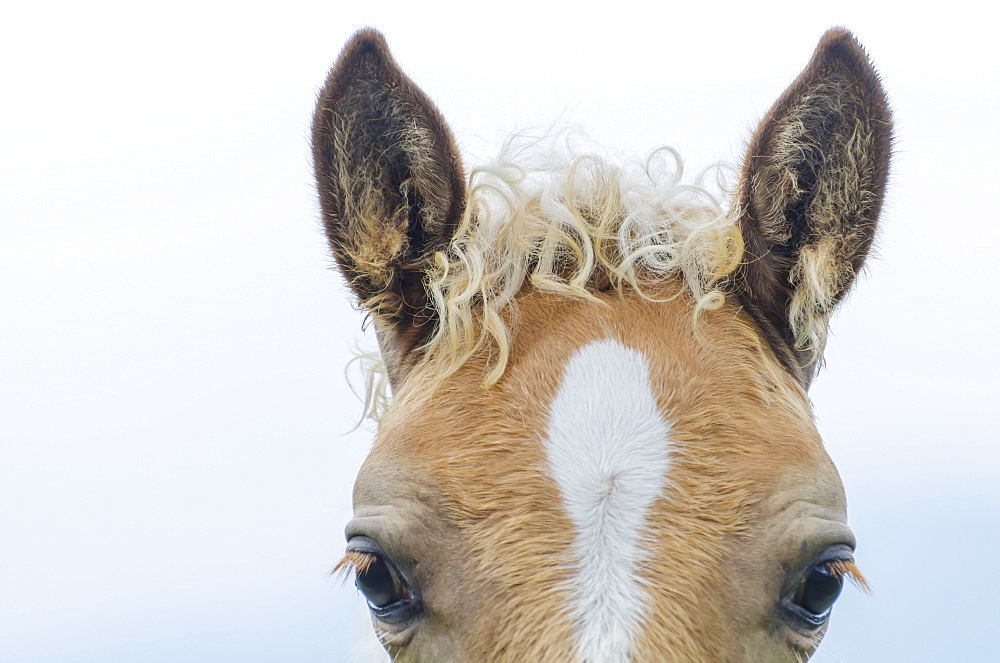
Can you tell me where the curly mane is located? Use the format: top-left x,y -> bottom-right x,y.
350,134 -> 747,419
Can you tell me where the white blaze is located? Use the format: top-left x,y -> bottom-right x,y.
544,339 -> 673,663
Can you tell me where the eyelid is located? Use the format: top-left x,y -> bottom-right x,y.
809,544 -> 868,589
345,534 -> 387,556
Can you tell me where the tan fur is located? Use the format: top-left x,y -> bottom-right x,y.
357,285 -> 841,661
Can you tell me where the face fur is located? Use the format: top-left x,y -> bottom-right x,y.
345,293 -> 860,661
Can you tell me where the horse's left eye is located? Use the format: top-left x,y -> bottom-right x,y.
790,563 -> 844,619
344,536 -> 422,623
356,553 -> 410,609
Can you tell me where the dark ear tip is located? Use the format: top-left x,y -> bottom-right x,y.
315,28 -> 404,129
818,26 -> 860,50
812,27 -> 891,121
342,27 -> 391,60
814,27 -> 879,79
334,28 -> 396,73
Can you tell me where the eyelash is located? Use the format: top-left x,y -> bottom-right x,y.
332,550 -> 377,583
823,558 -> 872,594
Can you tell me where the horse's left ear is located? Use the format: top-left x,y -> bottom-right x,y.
736,28 -> 892,387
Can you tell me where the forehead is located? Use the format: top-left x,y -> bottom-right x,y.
368,289 -> 824,474
354,291 -> 844,657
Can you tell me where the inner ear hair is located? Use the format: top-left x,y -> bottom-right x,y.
736,28 -> 892,386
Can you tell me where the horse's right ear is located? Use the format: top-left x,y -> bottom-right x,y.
312,29 -> 466,387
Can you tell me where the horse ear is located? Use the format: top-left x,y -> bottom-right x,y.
312,29 -> 466,386
735,28 -> 892,387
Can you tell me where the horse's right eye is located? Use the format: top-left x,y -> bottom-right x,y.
790,562 -> 844,619
782,544 -> 868,628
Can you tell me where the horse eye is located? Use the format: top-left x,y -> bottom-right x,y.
782,544 -> 862,628
356,554 -> 410,609
340,537 -> 421,622
791,562 -> 844,618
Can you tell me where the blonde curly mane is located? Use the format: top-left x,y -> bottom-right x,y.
354,133 -> 747,418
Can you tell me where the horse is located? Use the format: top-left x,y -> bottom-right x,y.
311,27 -> 891,662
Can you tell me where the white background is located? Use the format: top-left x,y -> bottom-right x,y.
3,1 -> 997,661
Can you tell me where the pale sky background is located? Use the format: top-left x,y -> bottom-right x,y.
2,1 -> 997,661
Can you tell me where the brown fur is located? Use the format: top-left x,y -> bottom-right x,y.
312,29 -> 466,386
736,28 -> 892,385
